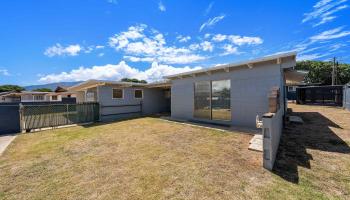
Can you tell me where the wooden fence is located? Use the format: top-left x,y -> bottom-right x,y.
20,102 -> 99,131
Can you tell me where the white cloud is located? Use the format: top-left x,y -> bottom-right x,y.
95,45 -> 105,49
176,35 -> 191,43
38,61 -> 201,83
44,44 -> 82,57
98,53 -> 105,57
199,14 -> 225,32
204,2 -> 214,15
158,1 -> 166,12
109,24 -> 207,64
200,41 -> 214,52
212,34 -> 263,46
188,41 -> 214,52
0,69 -> 10,76
221,44 -> 239,56
310,27 -> 350,41
302,0 -> 348,27
297,54 -> 323,61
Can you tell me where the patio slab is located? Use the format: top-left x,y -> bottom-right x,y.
249,134 -> 263,152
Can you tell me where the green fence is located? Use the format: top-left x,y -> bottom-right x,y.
20,103 -> 99,130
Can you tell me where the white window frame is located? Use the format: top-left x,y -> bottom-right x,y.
288,86 -> 296,92
112,88 -> 124,99
33,95 -> 45,101
51,95 -> 58,101
134,89 -> 143,99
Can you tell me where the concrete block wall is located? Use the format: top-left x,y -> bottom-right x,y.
262,108 -> 283,170
344,86 -> 350,111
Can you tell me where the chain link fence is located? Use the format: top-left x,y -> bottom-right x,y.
20,102 -> 99,131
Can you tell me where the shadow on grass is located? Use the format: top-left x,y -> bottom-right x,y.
273,110 -> 350,183
80,112 -> 171,128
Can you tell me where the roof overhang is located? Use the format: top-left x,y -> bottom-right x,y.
164,51 -> 297,80
68,80 -> 149,91
284,70 -> 308,86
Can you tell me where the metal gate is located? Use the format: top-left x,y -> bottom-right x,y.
296,85 -> 343,106
20,103 -> 99,130
0,104 -> 20,134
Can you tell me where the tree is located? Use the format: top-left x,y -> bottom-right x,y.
120,78 -> 147,84
296,60 -> 350,85
33,88 -> 52,92
0,85 -> 25,92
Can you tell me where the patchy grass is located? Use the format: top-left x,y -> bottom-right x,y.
261,104 -> 350,200
1,104 -> 350,200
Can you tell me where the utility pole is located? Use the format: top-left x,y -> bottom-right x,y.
332,57 -> 336,85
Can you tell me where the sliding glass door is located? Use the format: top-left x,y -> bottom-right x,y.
212,80 -> 231,121
194,81 -> 211,119
194,80 -> 231,121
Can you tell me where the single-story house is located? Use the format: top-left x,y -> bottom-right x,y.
164,52 -> 297,128
68,80 -> 171,121
69,52 -> 298,129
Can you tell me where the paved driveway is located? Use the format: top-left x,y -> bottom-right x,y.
0,134 -> 16,155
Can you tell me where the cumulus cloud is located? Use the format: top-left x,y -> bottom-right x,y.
109,24 -> 207,64
38,61 -> 201,83
158,1 -> 166,12
302,0 -> 348,27
221,44 -> 239,56
212,34 -> 263,46
199,15 -> 225,32
44,44 -> 82,57
189,41 -> 214,52
0,69 -> 10,76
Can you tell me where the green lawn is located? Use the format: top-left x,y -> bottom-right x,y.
0,104 -> 350,200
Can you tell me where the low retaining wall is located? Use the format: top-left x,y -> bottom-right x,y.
262,108 -> 283,170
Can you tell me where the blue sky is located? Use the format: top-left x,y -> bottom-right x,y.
0,0 -> 349,86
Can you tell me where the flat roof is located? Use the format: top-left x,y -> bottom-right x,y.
164,51 -> 297,79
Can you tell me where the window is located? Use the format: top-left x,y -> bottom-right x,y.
211,80 -> 231,121
86,92 -> 95,102
288,86 -> 296,92
194,81 -> 211,119
194,80 -> 231,121
34,95 -> 45,101
134,89 -> 143,99
112,88 -> 123,99
51,95 -> 58,101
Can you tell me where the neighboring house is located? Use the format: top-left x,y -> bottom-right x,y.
68,80 -> 171,121
0,86 -> 77,103
164,52 -> 297,128
0,91 -> 21,103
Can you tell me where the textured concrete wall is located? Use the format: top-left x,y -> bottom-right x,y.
344,86 -> 350,111
262,108 -> 283,170
171,60 -> 287,128
97,86 -> 169,121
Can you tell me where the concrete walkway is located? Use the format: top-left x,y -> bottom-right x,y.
0,134 -> 17,156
